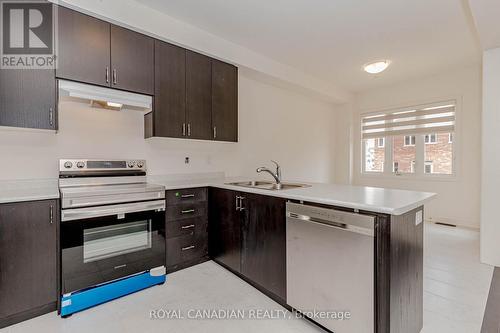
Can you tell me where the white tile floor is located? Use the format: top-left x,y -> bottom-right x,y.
421,223 -> 493,333
1,223 -> 493,333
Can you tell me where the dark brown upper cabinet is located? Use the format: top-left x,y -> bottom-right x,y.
0,69 -> 56,130
212,60 -> 238,142
186,51 -> 213,140
110,26 -> 154,95
0,200 -> 58,327
56,6 -> 154,95
56,6 -> 111,87
151,40 -> 186,138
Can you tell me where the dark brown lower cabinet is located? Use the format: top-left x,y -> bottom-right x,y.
240,193 -> 286,301
165,188 -> 209,272
0,200 -> 58,328
208,189 -> 286,301
208,188 -> 241,273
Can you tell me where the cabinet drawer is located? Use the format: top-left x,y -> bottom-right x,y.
166,202 -> 207,221
166,188 -> 207,205
166,229 -> 208,267
166,217 -> 207,239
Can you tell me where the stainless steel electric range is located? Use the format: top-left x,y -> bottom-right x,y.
58,159 -> 166,317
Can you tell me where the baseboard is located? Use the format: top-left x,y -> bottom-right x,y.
0,302 -> 56,329
426,218 -> 479,230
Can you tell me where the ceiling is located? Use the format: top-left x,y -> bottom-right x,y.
468,0 -> 500,50
135,0 -> 480,93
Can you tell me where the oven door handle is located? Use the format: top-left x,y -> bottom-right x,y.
61,200 -> 166,222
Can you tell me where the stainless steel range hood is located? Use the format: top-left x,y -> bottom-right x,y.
58,80 -> 152,112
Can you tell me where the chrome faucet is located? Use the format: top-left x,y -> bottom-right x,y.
256,160 -> 282,185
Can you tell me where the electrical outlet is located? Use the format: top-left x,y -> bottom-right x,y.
185,157 -> 190,164
415,210 -> 423,225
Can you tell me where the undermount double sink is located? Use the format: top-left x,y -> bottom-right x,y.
226,180 -> 310,191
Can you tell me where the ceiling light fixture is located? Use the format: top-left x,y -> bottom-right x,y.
106,101 -> 124,109
363,60 -> 391,74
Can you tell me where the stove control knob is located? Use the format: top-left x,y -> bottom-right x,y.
63,161 -> 73,169
76,161 -> 85,169
136,161 -> 144,168
127,161 -> 136,168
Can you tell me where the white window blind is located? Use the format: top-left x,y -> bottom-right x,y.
361,101 -> 456,139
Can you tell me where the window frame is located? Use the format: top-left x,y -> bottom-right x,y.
403,135 -> 416,146
424,133 -> 437,144
424,161 -> 433,174
359,97 -> 460,181
377,138 -> 385,148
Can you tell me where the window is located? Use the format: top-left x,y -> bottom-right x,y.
363,138 -> 385,172
361,100 -> 456,177
424,133 -> 437,144
424,161 -> 433,174
404,135 -> 416,146
393,162 -> 399,173
377,138 -> 385,148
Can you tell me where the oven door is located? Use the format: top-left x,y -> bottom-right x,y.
61,200 -> 166,294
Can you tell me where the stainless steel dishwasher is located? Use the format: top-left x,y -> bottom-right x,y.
286,202 -> 375,333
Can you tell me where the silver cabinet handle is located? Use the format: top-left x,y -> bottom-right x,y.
50,205 -> 54,224
181,245 -> 195,251
106,67 -> 109,83
114,264 -> 127,269
213,126 -> 217,139
181,224 -> 195,230
182,123 -> 186,136
235,196 -> 240,211
181,194 -> 195,198
239,197 -> 245,211
49,107 -> 54,127
187,123 -> 191,136
112,69 -> 117,85
181,209 -> 195,214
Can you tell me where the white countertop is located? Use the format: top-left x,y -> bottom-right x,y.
0,179 -> 60,204
148,175 -> 436,216
0,174 -> 436,215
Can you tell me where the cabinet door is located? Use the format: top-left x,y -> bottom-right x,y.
0,69 -> 56,130
186,51 -> 212,140
241,193 -> 286,300
208,188 -> 241,273
110,25 -> 154,95
0,200 -> 58,319
212,60 -> 238,142
56,6 -> 111,87
154,41 -> 186,138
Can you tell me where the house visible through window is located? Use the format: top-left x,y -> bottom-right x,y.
361,100 -> 456,176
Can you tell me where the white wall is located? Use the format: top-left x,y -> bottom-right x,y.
335,66 -> 482,228
0,71 -> 336,183
481,47 -> 500,266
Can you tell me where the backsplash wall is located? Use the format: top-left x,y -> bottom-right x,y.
0,72 -> 336,182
